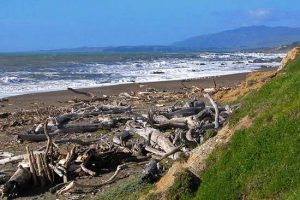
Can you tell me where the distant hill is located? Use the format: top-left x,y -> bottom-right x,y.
39,26 -> 300,53
40,45 -> 187,53
173,26 -> 300,51
261,41 -> 300,53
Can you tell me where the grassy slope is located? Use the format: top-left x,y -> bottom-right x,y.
194,58 -> 300,199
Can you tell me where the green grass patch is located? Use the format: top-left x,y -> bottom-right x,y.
165,170 -> 200,200
96,129 -> 110,135
193,58 -> 300,199
246,79 -> 257,86
96,178 -> 153,200
203,129 -> 217,143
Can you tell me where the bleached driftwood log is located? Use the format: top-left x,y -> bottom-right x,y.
204,93 -> 219,129
128,124 -> 180,160
0,151 -> 44,165
148,111 -> 187,129
148,110 -> 201,130
0,151 -> 14,158
161,106 -> 205,119
17,123 -> 109,142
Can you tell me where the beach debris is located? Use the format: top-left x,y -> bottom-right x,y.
0,112 -> 11,119
0,98 -> 8,103
2,166 -> 31,199
0,88 -> 233,198
67,87 -> 109,102
0,151 -> 14,158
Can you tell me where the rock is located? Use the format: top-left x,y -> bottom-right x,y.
0,98 -> 8,102
251,58 -> 266,63
152,71 -> 165,74
0,112 -> 11,119
278,47 -> 300,71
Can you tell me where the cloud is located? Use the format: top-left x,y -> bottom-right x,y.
212,8 -> 300,26
247,9 -> 272,19
245,9 -> 298,22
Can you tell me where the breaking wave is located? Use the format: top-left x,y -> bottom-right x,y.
0,52 -> 284,98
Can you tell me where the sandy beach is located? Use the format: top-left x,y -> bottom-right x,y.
0,65 -> 285,200
1,72 -> 248,113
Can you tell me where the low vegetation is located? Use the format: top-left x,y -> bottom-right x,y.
194,57 -> 300,199
97,177 -> 153,200
165,170 -> 200,200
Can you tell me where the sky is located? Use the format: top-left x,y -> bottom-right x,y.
0,0 -> 300,52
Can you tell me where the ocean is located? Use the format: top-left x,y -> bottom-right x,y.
0,52 -> 284,98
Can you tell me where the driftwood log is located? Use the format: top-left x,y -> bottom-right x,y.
2,166 -> 31,198
1,93 -> 232,198
17,123 -> 109,142
128,124 -> 181,160
0,151 -> 44,165
148,110 -> 201,130
161,106 -> 205,119
142,146 -> 181,182
204,93 -> 219,129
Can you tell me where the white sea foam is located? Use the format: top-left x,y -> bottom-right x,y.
0,52 -> 284,98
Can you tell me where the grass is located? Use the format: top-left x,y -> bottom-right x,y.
193,58 -> 300,199
246,79 -> 257,87
99,58 -> 300,200
96,177 -> 153,200
165,170 -> 200,200
95,129 -> 110,135
202,129 -> 217,143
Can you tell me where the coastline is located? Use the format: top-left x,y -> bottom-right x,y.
1,72 -> 249,113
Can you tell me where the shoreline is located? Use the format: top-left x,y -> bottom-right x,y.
0,70 -> 260,99
1,72 -> 250,113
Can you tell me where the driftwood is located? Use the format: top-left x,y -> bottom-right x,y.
1,91 -> 232,198
51,113 -> 117,128
68,87 -> 96,98
73,105 -> 131,115
26,146 -> 38,186
0,174 -> 9,184
17,123 -> 108,142
141,159 -> 159,182
63,146 -> 76,183
79,148 -> 96,177
0,151 -> 14,158
113,130 -> 132,145
56,162 -> 138,195
162,106 -> 205,119
142,146 -> 181,182
36,153 -> 46,187
2,166 -> 31,198
0,151 -> 44,165
145,146 -> 165,157
67,87 -> 109,102
148,111 -> 187,129
204,94 -> 219,129
148,110 -> 201,131
54,137 -> 105,146
128,124 -> 180,160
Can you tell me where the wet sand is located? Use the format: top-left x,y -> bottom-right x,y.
0,72 -> 248,113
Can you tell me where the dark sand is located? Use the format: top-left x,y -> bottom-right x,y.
0,72 -> 248,113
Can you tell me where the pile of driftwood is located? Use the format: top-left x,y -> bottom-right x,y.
0,90 -> 232,198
